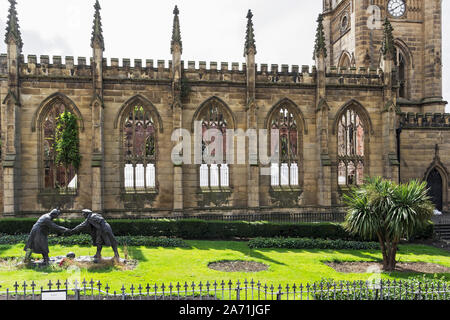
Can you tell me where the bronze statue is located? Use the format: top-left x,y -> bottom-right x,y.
24,209 -> 69,265
66,209 -> 120,261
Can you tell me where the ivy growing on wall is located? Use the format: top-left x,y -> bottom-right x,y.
55,111 -> 81,172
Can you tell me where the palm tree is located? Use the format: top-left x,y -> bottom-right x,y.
343,177 -> 434,271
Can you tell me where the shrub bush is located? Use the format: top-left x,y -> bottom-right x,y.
0,234 -> 189,248
312,276 -> 449,300
0,218 -> 433,241
248,238 -> 380,250
408,221 -> 435,240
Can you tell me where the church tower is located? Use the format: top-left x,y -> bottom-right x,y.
322,0 -> 445,113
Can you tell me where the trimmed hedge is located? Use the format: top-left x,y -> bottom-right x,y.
0,234 -> 189,248
409,222 -> 435,240
248,238 -> 380,250
0,219 -> 355,240
0,218 -> 434,241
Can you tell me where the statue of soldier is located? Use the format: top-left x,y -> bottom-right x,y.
24,209 -> 69,265
66,209 -> 120,261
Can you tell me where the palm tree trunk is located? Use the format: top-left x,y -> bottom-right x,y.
377,232 -> 389,270
388,241 -> 399,271
383,241 -> 399,271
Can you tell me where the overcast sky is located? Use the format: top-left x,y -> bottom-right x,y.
0,0 -> 448,111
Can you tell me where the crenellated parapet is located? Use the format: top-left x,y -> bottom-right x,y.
8,55 -> 92,78
326,66 -> 383,86
255,64 -> 315,85
0,54 -> 384,88
399,112 -> 450,129
103,58 -> 171,81
183,61 -> 246,82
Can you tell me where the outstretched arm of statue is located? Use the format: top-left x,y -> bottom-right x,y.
69,220 -> 89,235
46,219 -> 69,235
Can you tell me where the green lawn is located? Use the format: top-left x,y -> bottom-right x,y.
0,241 -> 449,293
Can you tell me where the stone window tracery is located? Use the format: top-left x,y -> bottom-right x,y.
42,102 -> 78,193
337,108 -> 365,187
394,47 -> 407,99
338,52 -> 352,68
270,105 -> 300,187
122,105 -> 157,192
198,100 -> 230,188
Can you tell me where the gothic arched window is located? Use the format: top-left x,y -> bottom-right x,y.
337,108 -> 365,187
338,52 -> 352,69
196,98 -> 232,188
394,41 -> 411,99
394,49 -> 407,98
42,102 -> 78,193
269,104 -> 301,187
122,104 -> 157,192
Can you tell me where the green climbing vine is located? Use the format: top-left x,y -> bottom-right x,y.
55,111 -> 81,172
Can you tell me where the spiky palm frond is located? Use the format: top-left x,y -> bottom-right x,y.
343,185 -> 380,240
344,177 -> 434,241
386,180 -> 434,239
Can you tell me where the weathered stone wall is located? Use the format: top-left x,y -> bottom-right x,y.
399,114 -> 450,212
324,0 -> 443,108
328,0 -> 354,67
18,78 -> 94,213
0,0 -> 445,217
0,55 -> 394,216
102,81 -> 174,213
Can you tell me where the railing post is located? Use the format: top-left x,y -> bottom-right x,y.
31,282 -> 35,300
121,285 -> 126,301
22,281 -> 27,300
276,290 -> 282,300
14,282 -> 19,300
74,280 -> 80,301
90,279 -> 94,300
74,288 -> 81,301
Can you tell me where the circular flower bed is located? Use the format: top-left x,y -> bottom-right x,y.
324,261 -> 450,274
208,260 -> 269,273
0,256 -> 138,271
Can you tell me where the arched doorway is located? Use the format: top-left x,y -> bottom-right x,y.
427,168 -> 443,211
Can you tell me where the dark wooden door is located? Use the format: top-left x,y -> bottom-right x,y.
427,168 -> 443,211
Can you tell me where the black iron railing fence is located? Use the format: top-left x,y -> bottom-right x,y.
116,212 -> 348,223
10,211 -> 449,225
114,213 -> 449,225
1,278 -> 449,301
432,215 -> 450,225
